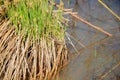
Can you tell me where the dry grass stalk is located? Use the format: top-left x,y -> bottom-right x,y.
0,0 -> 68,79
48,0 -> 112,37
98,0 -> 120,21
0,20 -> 68,80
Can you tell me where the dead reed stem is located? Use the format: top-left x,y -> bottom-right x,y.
98,0 -> 120,21
0,0 -> 69,80
0,19 -> 68,80
48,0 -> 112,37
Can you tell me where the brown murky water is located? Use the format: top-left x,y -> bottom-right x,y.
56,0 -> 120,80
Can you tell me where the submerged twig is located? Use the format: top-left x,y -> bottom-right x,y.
66,32 -> 86,48
65,32 -> 79,54
100,61 -> 120,79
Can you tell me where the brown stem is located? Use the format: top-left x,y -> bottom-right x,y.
48,0 -> 112,37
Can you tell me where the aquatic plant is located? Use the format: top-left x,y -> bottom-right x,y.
0,0 -> 68,80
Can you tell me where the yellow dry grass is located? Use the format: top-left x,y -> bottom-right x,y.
0,19 -> 68,80
0,0 -> 68,79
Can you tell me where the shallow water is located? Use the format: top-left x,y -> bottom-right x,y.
56,0 -> 120,80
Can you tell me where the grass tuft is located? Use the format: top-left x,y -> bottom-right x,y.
0,0 -> 68,80
7,0 -> 65,40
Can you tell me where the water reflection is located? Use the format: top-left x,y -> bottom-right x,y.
56,0 -> 120,80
